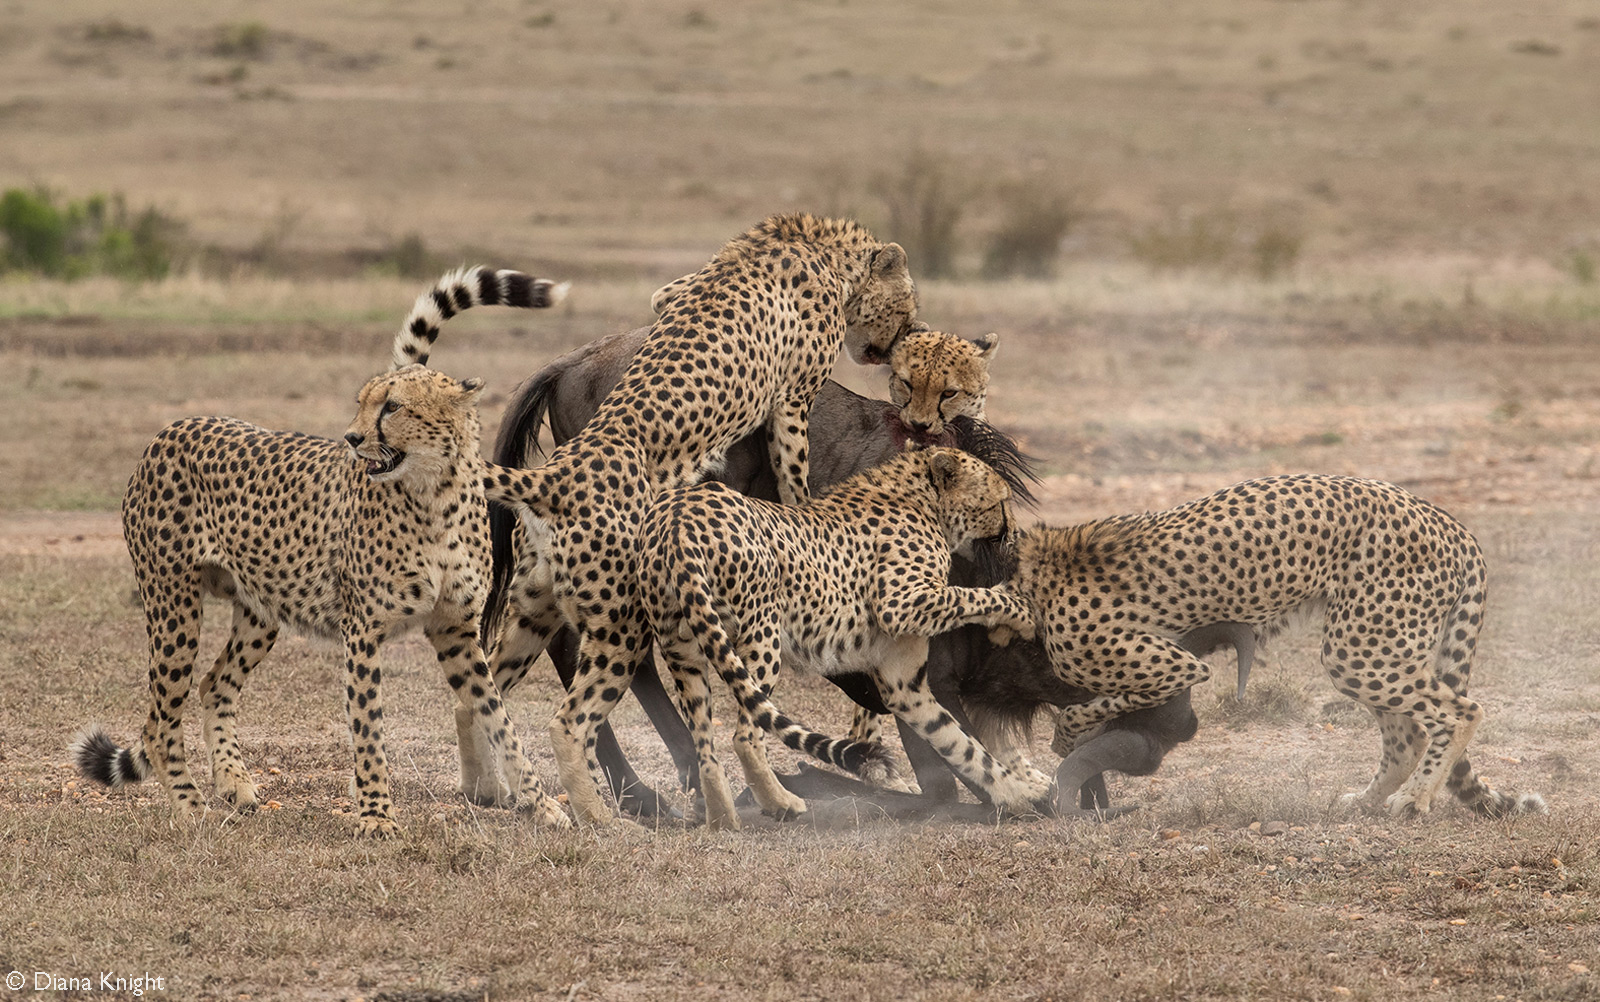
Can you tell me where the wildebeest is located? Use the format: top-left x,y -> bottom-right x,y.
466,326 -> 1252,820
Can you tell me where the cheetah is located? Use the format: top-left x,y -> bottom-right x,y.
635,447 -> 1043,829
72,266 -> 571,836
844,326 -> 1003,755
482,213 -> 919,826
1008,474 -> 1546,817
466,322 -> 1003,804
887,327 -> 998,441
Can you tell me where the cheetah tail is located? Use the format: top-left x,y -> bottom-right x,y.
724,662 -> 895,779
1446,756 -> 1548,816
675,560 -> 894,781
391,266 -> 569,370
69,725 -> 151,789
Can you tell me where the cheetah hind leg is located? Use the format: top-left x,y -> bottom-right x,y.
1383,682 -> 1483,816
662,654 -> 741,830
429,619 -> 569,829
454,701 -> 513,808
1341,709 -> 1429,813
197,601 -> 279,813
717,633 -> 805,821
549,624 -> 652,829
461,569 -> 563,808
138,569 -> 209,820
730,706 -> 807,822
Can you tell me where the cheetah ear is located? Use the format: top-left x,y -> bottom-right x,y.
458,376 -> 485,400
925,449 -> 961,494
971,332 -> 1000,361
871,242 -> 908,277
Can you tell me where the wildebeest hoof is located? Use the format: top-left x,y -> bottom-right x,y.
1053,800 -> 1141,822
617,786 -> 684,822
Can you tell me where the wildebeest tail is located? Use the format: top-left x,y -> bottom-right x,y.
70,726 -> 150,789
391,265 -> 568,370
481,365 -> 565,647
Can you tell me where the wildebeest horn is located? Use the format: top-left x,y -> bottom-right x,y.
1179,621 -> 1258,701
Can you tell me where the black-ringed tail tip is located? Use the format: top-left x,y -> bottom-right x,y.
392,266 -> 570,369
69,725 -> 150,789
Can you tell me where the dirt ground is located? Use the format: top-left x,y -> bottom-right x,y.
2,1 -> 1599,999
1,303 -> 1596,1002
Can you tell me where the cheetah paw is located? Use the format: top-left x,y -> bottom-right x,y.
519,795 -> 574,830
354,816 -> 402,839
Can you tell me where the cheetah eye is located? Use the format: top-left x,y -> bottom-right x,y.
382,400 -> 401,415
940,389 -> 958,400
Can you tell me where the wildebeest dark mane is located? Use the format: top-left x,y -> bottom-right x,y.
950,414 -> 1038,508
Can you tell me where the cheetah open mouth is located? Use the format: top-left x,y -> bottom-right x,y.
362,450 -> 405,478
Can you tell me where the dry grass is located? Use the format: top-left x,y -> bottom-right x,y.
3,1 -> 1599,999
2,316 -> 1596,997
4,1 -> 1600,275
1,533 -> 1594,1001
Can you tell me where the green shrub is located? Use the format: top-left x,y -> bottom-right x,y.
368,232 -> 437,280
1129,207 -> 1306,278
0,188 -> 69,274
1570,249 -> 1597,285
1251,222 -> 1303,279
211,22 -> 269,59
0,187 -> 184,281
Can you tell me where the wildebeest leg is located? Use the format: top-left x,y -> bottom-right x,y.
1056,691 -> 1197,817
546,627 -> 698,818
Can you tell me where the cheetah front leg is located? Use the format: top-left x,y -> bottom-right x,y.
1042,633 -> 1214,748
341,624 -> 398,838
765,396 -> 815,506
196,601 -> 279,813
428,616 -> 570,830
875,581 -> 1036,642
873,637 -> 1050,813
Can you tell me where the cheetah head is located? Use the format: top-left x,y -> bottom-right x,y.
889,329 -> 997,439
922,447 -> 1016,553
843,242 -> 919,366
344,365 -> 484,486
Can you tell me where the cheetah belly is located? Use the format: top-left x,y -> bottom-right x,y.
776,587 -> 898,679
